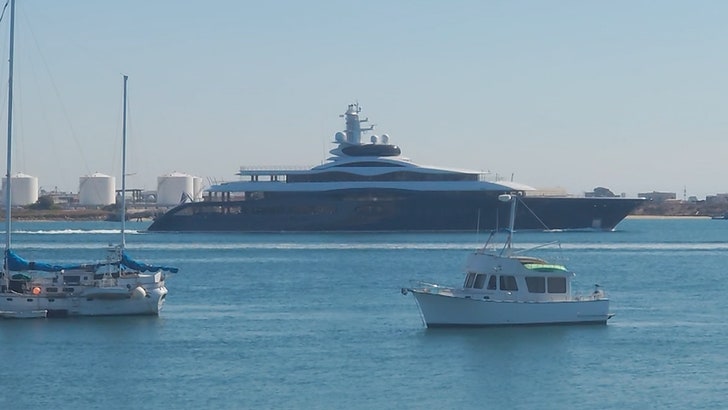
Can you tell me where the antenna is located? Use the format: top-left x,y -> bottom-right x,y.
498,194 -> 517,256
475,208 -> 481,245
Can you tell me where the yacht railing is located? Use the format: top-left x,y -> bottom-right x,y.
238,165 -> 314,173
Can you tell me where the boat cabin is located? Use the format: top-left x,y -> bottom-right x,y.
460,253 -> 573,302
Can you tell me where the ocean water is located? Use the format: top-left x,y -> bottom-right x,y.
1,217 -> 728,409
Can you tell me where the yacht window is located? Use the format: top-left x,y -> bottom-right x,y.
547,277 -> 567,293
525,277 -> 546,293
464,273 -> 476,288
474,274 -> 487,289
499,275 -> 518,291
332,162 -> 404,167
487,275 -> 497,290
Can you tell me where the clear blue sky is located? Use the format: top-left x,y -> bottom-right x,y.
1,0 -> 726,198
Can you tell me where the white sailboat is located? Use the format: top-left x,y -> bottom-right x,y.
0,0 -> 176,318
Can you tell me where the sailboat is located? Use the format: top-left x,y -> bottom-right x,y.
0,0 -> 176,318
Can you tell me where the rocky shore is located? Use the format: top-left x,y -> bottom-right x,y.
630,200 -> 728,218
3,208 -> 159,221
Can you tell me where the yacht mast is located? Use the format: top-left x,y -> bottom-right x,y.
3,0 -> 16,284
121,75 -> 128,248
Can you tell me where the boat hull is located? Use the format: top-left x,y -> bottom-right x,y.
0,309 -> 47,319
148,190 -> 644,232
410,290 -> 611,327
0,285 -> 167,317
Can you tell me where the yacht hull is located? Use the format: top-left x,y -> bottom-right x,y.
148,190 -> 644,232
410,290 -> 611,327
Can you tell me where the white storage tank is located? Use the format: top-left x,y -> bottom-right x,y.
79,172 -> 115,206
157,172 -> 195,205
1,172 -> 39,206
193,176 -> 204,201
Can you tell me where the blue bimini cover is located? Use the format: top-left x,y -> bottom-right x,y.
121,252 -> 179,273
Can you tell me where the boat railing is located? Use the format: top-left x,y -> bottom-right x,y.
93,277 -> 118,288
574,288 -> 607,301
512,241 -> 562,255
407,280 -> 455,294
238,165 -> 314,173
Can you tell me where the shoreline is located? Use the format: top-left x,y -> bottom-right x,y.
625,215 -> 712,220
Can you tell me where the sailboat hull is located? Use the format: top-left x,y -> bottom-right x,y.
1,284 -> 167,317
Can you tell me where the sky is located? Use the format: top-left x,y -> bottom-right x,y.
1,0 -> 727,199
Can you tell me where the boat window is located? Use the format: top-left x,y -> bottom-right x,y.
474,274 -> 487,289
499,275 -> 518,291
525,277 -> 546,293
547,277 -> 567,293
487,275 -> 497,290
464,273 -> 476,288
63,276 -> 80,285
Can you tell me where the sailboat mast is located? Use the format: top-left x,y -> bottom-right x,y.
121,75 -> 128,248
4,0 -> 16,274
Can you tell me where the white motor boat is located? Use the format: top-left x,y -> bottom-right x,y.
402,194 -> 613,327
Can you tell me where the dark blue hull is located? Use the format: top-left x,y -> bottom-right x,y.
147,190 -> 645,232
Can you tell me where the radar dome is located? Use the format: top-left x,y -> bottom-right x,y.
381,134 -> 390,144
335,132 -> 346,143
370,135 -> 379,144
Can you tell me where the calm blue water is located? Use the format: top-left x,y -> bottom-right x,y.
2,218 -> 728,409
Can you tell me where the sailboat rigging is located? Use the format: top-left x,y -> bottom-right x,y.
0,0 -> 176,318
